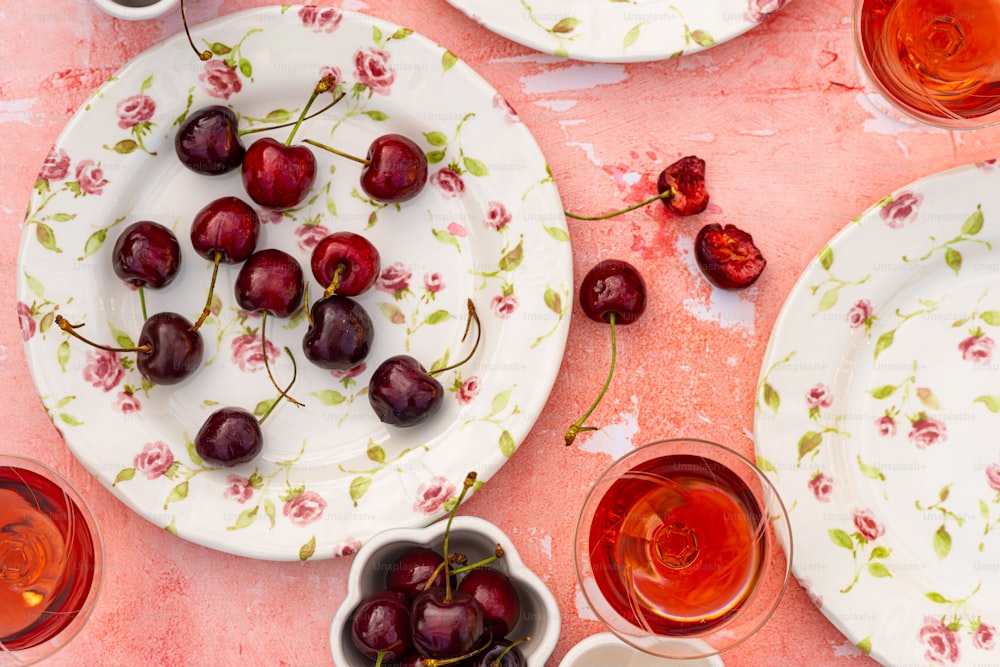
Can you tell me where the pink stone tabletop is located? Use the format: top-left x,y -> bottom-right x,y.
4,1 -> 1000,666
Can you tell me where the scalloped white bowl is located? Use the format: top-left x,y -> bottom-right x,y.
559,633 -> 726,667
90,0 -> 178,20
330,516 -> 560,666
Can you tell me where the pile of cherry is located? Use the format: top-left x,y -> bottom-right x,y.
56,75 -> 461,468
350,473 -> 531,667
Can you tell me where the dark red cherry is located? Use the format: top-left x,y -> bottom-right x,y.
456,568 -> 520,638
350,589 -> 412,662
410,587 -> 485,659
302,295 -> 374,370
194,407 -> 262,466
385,547 -> 448,602
310,231 -> 381,297
175,105 -> 245,175
471,638 -> 526,667
112,220 -> 181,289
234,248 -> 305,318
241,137 -> 316,211
579,259 -> 647,324
136,311 -> 204,385
361,134 -> 429,204
368,355 -> 443,427
657,155 -> 709,216
190,196 -> 260,263
694,223 -> 767,289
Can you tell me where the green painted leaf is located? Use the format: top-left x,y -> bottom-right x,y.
974,395 -> 1000,412
263,109 -> 292,123
945,247 -> 962,275
187,438 -> 203,467
857,456 -> 885,482
829,528 -> 853,549
818,245 -> 834,270
551,17 -> 581,34
981,311 -> 1000,326
933,525 -> 952,559
254,399 -> 276,417
35,223 -> 59,252
817,288 -> 839,312
962,206 -> 984,235
163,481 -> 189,508
227,506 -> 259,531
980,499 -> 990,521
544,225 -> 570,242
426,149 -> 446,164
25,272 -> 44,298
798,431 -> 823,460
424,309 -> 451,325
264,499 -> 276,528
917,387 -> 942,410
350,476 -> 371,507
311,390 -> 346,406
164,519 -> 177,535
58,413 -> 82,426
874,330 -> 895,359
756,456 -> 777,475
367,444 -> 386,463
209,42 -> 231,55
363,110 -> 389,122
857,636 -> 872,655
867,562 -> 891,578
239,58 -> 252,78
491,388 -> 512,415
442,50 -> 458,72
926,591 -> 949,604
372,26 -> 383,45
499,430 -> 515,457
544,288 -> 563,314
57,341 -> 70,372
690,29 -> 716,47
499,240 -> 524,272
623,24 -> 641,49
433,228 -> 461,252
870,546 -> 891,559
109,139 -> 138,155
113,467 -> 136,485
140,74 -> 154,92
463,156 -> 489,177
80,229 -> 107,260
391,28 -> 413,40
870,384 -> 897,399
299,535 -> 316,561
763,383 -> 780,413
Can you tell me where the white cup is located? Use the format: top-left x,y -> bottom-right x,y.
91,0 -> 179,20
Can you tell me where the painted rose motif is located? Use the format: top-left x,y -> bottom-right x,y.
847,299 -> 873,329
875,414 -> 897,437
492,93 -> 519,124
134,441 -> 174,480
115,391 -> 141,414
806,383 -> 834,409
83,349 -> 124,392
258,208 -> 284,225
747,0 -> 789,22
986,463 -> 1000,493
231,334 -> 281,372
424,272 -> 444,296
880,191 -> 923,229
377,262 -> 412,296
354,47 -> 395,95
116,94 -> 156,129
224,475 -> 254,504
920,616 -> 960,665
959,334 -> 995,364
319,65 -> 342,89
331,362 -> 366,380
74,160 -> 107,196
808,472 -> 833,502
332,538 -> 362,557
283,490 -> 327,527
414,476 -> 455,514
17,302 -> 35,341
908,416 -> 947,449
491,294 -> 519,318
295,223 -> 329,252
299,5 -> 343,32
39,147 -> 70,181
200,59 -> 243,100
853,508 -> 885,542
447,221 -> 467,238
484,201 -> 512,231
974,623 -> 997,651
431,168 -> 466,199
456,377 -> 481,405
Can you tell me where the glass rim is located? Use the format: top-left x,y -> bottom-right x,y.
572,438 -> 793,659
0,454 -> 105,665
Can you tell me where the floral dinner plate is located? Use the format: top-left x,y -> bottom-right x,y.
754,161 -> 1000,665
445,0 -> 792,62
17,6 -> 572,561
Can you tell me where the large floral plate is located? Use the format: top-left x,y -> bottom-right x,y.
445,0 -> 791,62
754,161 -> 1000,665
17,6 -> 572,561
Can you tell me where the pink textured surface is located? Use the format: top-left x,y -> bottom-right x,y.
4,1 -> 1000,665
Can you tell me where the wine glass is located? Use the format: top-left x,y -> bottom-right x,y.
574,438 -> 791,659
0,455 -> 104,665
852,0 -> 1000,129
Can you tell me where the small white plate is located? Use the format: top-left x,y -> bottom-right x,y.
445,0 -> 792,62
560,633 -> 724,667
755,160 -> 1000,665
17,6 -> 571,561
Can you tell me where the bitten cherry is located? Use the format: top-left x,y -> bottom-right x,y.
694,223 -> 767,289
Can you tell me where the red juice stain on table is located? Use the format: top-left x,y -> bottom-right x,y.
589,454 -> 765,634
0,465 -> 97,650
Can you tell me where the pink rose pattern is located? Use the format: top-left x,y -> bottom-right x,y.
200,59 -> 243,99
431,168 -> 466,199
39,147 -> 70,181
283,491 -> 327,527
853,508 -> 885,542
920,617 -> 960,665
805,383 -> 833,410
116,94 -> 155,129
746,0 -> 789,22
908,416 -> 947,449
484,201 -> 512,231
134,441 -> 174,480
880,191 -> 923,229
231,334 -> 281,373
988,463 -> 1000,493
83,349 -> 124,392
332,538 -> 362,558
491,293 -> 519,318
413,476 -> 455,515
299,5 -> 343,32
354,47 -> 395,95
455,377 -> 481,405
875,414 -> 897,437
377,262 -> 412,296
959,335 -> 995,364
846,299 -> 873,329
224,475 -> 255,504
295,223 -> 330,252
115,391 -> 141,414
807,472 -> 833,503
975,623 -> 997,651
75,160 -> 107,195
17,302 -> 35,341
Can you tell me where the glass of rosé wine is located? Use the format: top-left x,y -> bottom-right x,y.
1,455 -> 104,665
574,438 -> 792,659
853,0 -> 1000,129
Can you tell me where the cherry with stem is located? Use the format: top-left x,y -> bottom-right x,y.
303,132 -> 429,204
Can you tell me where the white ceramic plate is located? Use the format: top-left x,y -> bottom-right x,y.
445,0 -> 792,62
17,6 -> 572,561
754,160 -> 1000,665
559,633 -> 724,667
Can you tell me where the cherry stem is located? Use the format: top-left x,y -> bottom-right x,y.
180,0 -> 213,61
565,312 -> 617,446
373,651 -> 385,667
301,138 -> 369,166
261,312 -> 305,407
285,76 -> 337,147
55,316 -> 152,354
239,92 -> 346,137
564,190 -> 673,221
442,472 -> 477,603
448,544 -> 505,576
322,264 -> 346,299
138,285 -> 148,321
190,251 -> 221,332
494,637 -> 531,667
259,347 -> 299,425
422,630 -> 494,667
429,300 -> 481,377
